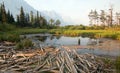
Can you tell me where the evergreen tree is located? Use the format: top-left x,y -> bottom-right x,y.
17,15 -> 20,25
55,19 -> 61,26
10,14 -> 15,23
0,4 -> 14,24
39,15 -> 43,27
36,11 -> 40,27
7,10 -> 11,23
49,18 -> 54,25
39,16 -> 48,28
42,17 -> 48,28
20,6 -> 25,27
43,18 -> 47,25
1,3 -> 7,23
25,13 -> 30,26
36,11 -> 39,21
34,11 -> 40,27
0,5 -> 2,22
30,11 -> 34,25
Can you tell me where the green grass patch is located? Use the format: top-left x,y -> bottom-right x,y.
1,24 -> 120,42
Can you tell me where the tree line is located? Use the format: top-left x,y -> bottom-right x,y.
88,6 -> 120,27
0,3 -> 61,29
0,3 -> 15,24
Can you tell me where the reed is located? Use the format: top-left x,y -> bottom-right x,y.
116,57 -> 120,73
16,39 -> 33,49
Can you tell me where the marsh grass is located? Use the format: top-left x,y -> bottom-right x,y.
0,26 -> 49,42
1,24 -> 120,42
16,39 -> 33,50
115,57 -> 120,73
55,29 -> 120,40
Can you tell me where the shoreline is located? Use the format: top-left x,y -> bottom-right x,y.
0,37 -> 120,57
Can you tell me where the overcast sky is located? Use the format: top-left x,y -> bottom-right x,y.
24,0 -> 120,25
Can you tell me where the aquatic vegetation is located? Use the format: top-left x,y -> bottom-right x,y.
115,57 -> 120,73
0,27 -> 49,42
1,25 -> 120,43
16,39 -> 33,49
0,34 -> 20,42
58,29 -> 120,40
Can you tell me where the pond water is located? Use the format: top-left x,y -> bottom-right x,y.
44,36 -> 91,46
23,34 -> 120,57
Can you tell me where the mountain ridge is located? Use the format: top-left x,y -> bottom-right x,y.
0,0 -> 67,25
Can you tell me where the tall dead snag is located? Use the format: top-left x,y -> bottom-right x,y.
108,5 -> 113,27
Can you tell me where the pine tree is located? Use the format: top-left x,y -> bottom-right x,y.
39,16 -> 48,28
10,14 -> 15,23
1,3 -> 7,23
25,13 -> 30,26
30,11 -> 34,25
36,11 -> 39,21
42,17 -> 48,28
55,19 -> 61,26
0,5 -> 2,22
49,19 -> 54,25
20,6 -> 25,27
17,15 -> 20,25
39,14 -> 43,27
36,11 -> 40,26
34,11 -> 40,27
7,10 -> 11,23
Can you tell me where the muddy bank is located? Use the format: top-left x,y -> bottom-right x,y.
0,37 -> 120,57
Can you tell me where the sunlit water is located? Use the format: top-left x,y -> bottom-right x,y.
23,34 -> 120,57
44,36 -> 90,46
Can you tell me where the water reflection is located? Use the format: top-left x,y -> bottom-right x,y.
77,48 -> 120,57
50,36 -> 54,40
78,38 -> 80,45
38,36 -> 47,42
56,35 -> 61,40
24,34 -> 120,56
50,36 -> 89,46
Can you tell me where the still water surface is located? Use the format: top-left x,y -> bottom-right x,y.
24,34 -> 120,57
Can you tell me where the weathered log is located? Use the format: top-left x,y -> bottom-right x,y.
0,46 -> 115,73
34,56 -> 48,71
0,59 -> 6,63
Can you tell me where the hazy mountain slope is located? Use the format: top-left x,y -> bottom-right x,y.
0,0 -> 37,17
42,11 -> 67,25
0,0 -> 68,25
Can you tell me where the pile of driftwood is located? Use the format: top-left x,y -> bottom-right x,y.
0,46 -> 114,73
